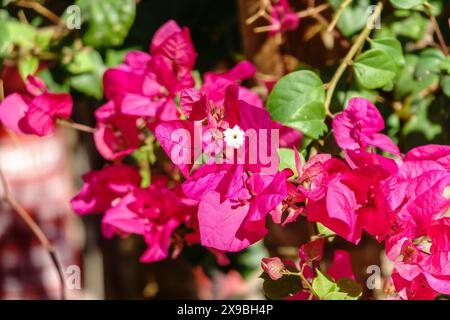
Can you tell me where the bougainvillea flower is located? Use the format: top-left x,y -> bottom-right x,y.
156,85 -> 280,177
306,176 -> 362,244
71,164 -> 141,215
341,150 -> 398,241
332,98 -> 400,156
389,234 -> 450,299
0,75 -> 72,136
269,0 -> 300,36
200,60 -> 263,108
102,179 -> 197,263
93,100 -> 142,160
278,125 -> 303,148
385,153 -> 450,299
184,165 -> 291,251
301,149 -> 400,243
149,19 -> 196,79
395,144 -> 450,195
328,250 -> 356,281
299,238 -> 325,262
391,270 -> 438,300
102,20 -> 196,127
296,154 -> 362,243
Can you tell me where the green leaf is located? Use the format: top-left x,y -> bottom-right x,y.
441,76 -> 450,98
0,22 -> 11,57
75,0 -> 136,47
67,50 -> 97,74
391,12 -> 427,40
267,70 -> 326,139
337,278 -> 363,300
354,49 -> 397,89
35,28 -> 54,50
323,291 -> 348,300
5,21 -> 37,50
18,56 -> 39,80
336,89 -> 378,107
105,48 -> 135,67
415,48 -> 445,79
370,37 -> 405,67
285,101 -> 327,139
67,48 -> 105,99
312,270 -> 338,299
440,56 -> 450,74
393,54 -> 419,99
70,73 -> 103,99
317,223 -> 336,239
37,69 -> 70,93
390,0 -> 424,9
328,0 -> 370,37
261,272 -> 302,300
278,148 -> 304,178
426,0 -> 444,16
403,96 -> 442,142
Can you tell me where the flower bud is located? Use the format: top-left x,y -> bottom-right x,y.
261,257 -> 285,280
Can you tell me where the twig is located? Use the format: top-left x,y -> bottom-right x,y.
297,3 -> 329,18
246,0 -> 273,25
312,13 -> 351,48
0,169 -> 66,299
15,0 -> 63,25
327,0 -> 352,32
282,269 -> 318,299
0,79 -> 4,101
424,1 -> 449,56
324,1 -> 383,116
56,118 -> 96,134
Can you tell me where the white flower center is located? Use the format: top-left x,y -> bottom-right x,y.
224,125 -> 245,149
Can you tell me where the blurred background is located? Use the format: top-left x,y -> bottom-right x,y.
0,0 -> 448,299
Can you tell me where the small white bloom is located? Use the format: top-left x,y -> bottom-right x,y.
223,125 -> 245,149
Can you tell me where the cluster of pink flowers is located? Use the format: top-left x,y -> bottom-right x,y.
0,75 -> 72,136
1,19 -> 449,299
263,98 -> 450,299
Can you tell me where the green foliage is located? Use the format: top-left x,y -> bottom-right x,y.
75,0 -> 136,47
278,148 -> 304,178
312,270 -> 362,300
65,48 -> 106,99
261,270 -> 302,300
312,270 -> 337,298
267,70 -> 327,139
18,56 -> 39,79
389,0 -> 424,9
354,49 -> 397,89
328,0 -> 370,37
369,37 -> 405,67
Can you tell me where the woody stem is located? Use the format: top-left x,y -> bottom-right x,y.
56,118 -> 96,134
0,169 -> 66,299
324,1 -> 383,116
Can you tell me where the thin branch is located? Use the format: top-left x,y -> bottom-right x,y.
297,3 -> 329,18
282,269 -> 318,299
0,79 -> 4,101
246,0 -> 273,25
0,169 -> 66,299
327,0 -> 352,32
312,13 -> 351,48
324,1 -> 383,116
56,118 -> 96,134
424,1 -> 449,56
15,0 -> 63,25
